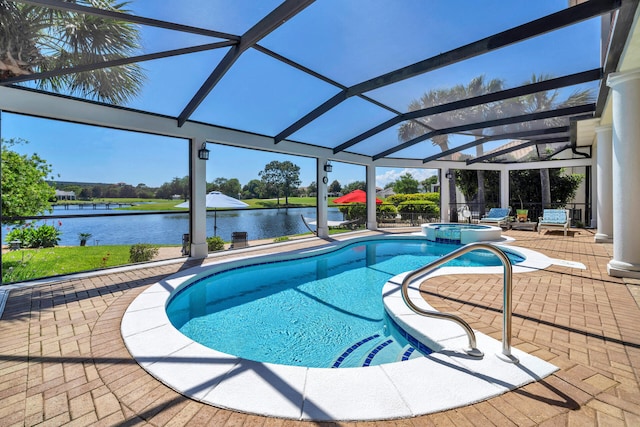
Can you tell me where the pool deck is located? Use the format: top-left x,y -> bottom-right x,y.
1,227 -> 639,426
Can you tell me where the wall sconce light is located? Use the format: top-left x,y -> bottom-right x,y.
323,161 -> 333,172
198,142 -> 210,160
445,170 -> 453,180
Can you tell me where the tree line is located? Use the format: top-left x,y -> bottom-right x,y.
158,160 -> 305,204
2,136 -> 582,224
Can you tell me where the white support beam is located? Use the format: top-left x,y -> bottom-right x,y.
316,158 -> 329,238
500,167 -> 510,210
189,138 -> 209,258
439,169 -> 450,222
594,125 -> 613,243
366,165 -> 377,230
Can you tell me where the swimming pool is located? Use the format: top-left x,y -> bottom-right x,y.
166,238 -> 524,368
122,233 -> 559,421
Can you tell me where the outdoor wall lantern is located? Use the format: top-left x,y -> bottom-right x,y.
445,170 -> 453,180
323,161 -> 333,172
198,142 -> 210,160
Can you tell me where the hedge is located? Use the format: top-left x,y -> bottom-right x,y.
386,192 -> 440,206
397,200 -> 439,220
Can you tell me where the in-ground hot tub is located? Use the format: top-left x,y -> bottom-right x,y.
421,223 -> 503,244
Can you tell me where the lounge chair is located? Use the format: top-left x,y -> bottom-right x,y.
230,231 -> 248,249
538,209 -> 571,236
479,207 -> 511,228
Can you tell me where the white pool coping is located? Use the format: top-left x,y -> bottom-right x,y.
121,239 -> 579,421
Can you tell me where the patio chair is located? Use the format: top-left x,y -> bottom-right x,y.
478,207 -> 511,228
230,231 -> 248,249
181,233 -> 190,256
458,205 -> 472,223
538,209 -> 571,236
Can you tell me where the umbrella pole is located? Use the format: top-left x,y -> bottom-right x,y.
214,210 -> 217,236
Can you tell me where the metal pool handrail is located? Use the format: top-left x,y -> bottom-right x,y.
400,242 -> 518,363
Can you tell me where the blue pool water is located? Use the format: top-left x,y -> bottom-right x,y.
166,238 -> 524,368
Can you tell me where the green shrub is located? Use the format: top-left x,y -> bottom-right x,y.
5,223 -> 61,248
386,192 -> 440,206
338,203 -> 366,220
78,232 -> 92,246
274,236 -> 290,242
5,227 -> 29,247
422,192 -> 440,203
397,200 -> 439,220
385,194 -> 406,206
206,236 -> 225,252
376,203 -> 397,220
129,243 -> 159,263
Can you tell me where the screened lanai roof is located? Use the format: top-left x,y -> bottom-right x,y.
2,0 -> 638,166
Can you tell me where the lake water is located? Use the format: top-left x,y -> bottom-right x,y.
2,207 -> 346,246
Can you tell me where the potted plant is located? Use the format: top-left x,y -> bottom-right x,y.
516,209 -> 528,222
515,195 -> 528,222
79,232 -> 92,246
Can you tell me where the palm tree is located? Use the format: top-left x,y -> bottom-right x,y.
507,74 -> 594,209
398,76 -> 504,220
0,0 -> 144,104
453,76 -> 505,216
398,89 -> 460,221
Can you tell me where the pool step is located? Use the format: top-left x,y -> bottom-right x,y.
361,338 -> 395,367
331,334 -> 381,368
400,345 -> 420,362
332,335 -> 421,368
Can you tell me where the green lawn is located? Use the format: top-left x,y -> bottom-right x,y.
1,245 -> 162,283
54,197 -> 341,211
168,196 -> 323,210
1,207 -> 362,283
123,200 -> 188,210
246,196 -> 318,208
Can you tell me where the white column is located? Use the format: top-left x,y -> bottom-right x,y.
439,170 -> 450,222
366,164 -> 377,230
606,69 -> 640,278
590,158 -> 598,228
594,125 -> 613,243
189,138 -> 208,258
500,166 -> 510,210
316,158 -> 329,238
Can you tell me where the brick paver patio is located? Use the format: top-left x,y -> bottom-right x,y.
1,228 -> 639,426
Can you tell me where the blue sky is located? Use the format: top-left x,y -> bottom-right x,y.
1,1 -> 599,190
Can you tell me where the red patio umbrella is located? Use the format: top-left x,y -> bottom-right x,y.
332,189 -> 382,204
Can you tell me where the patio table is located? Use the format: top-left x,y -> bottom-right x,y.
510,221 -> 538,231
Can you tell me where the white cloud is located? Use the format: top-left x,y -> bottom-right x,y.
376,168 -> 437,188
